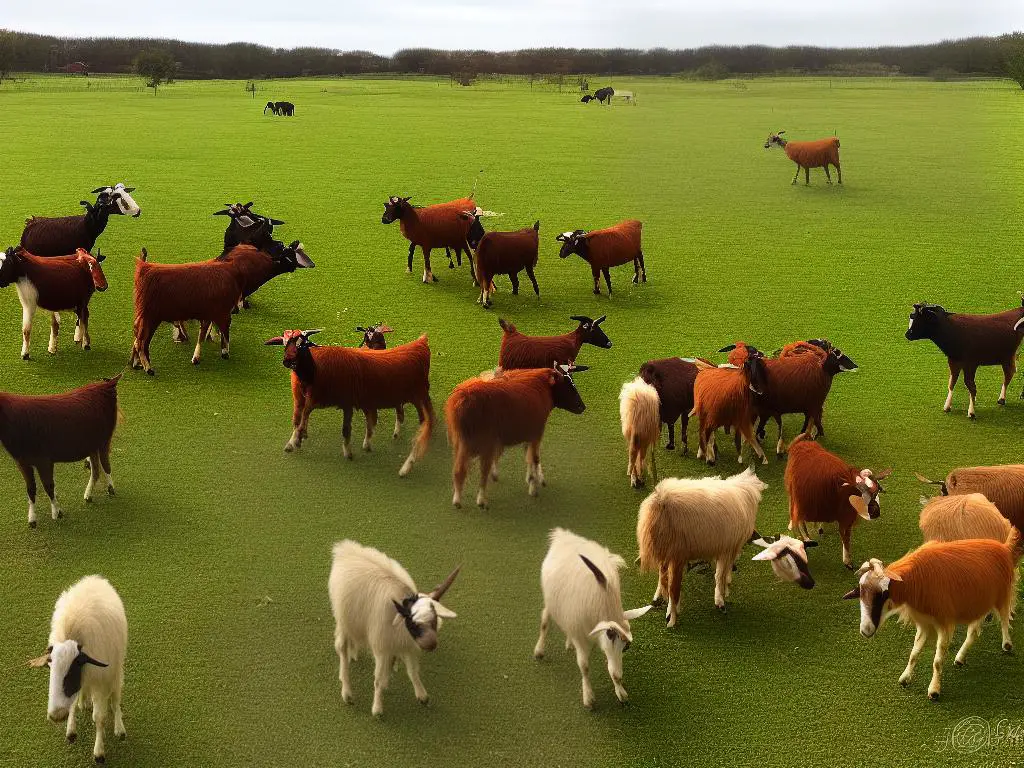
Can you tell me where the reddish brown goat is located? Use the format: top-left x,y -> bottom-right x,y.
0,375 -> 120,527
0,246 -> 108,360
638,357 -> 707,454
916,464 -> 1024,534
475,221 -> 540,308
497,316 -> 612,370
445,365 -> 586,508
764,133 -> 841,185
130,248 -> 245,374
557,220 -> 646,295
785,434 -> 891,568
265,329 -> 433,476
382,196 -> 479,284
691,357 -> 767,465
906,300 -> 1024,418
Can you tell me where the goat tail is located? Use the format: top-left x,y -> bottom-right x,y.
914,472 -> 949,495
788,432 -> 813,450
139,247 -> 149,263
413,397 -> 434,461
635,490 -> 662,572
498,317 -> 514,334
1007,526 -> 1023,563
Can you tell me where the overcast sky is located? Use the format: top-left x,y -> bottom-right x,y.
6,0 -> 1022,54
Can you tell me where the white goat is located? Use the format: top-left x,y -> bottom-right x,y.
750,534 -> 816,589
619,377 -> 660,488
533,528 -> 652,709
28,575 -> 127,764
328,540 -> 459,716
636,467 -> 767,624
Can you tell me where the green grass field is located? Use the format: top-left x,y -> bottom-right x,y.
1,75 -> 1023,767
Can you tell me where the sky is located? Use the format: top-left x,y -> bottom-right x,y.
5,0 -> 1022,54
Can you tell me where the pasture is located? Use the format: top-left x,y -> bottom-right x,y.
1,75 -> 1023,767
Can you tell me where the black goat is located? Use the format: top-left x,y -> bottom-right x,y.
213,202 -> 284,255
21,185 -> 141,256
265,101 -> 295,116
594,87 -> 615,105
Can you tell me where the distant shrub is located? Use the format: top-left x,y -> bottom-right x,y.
930,66 -> 960,81
688,61 -> 729,81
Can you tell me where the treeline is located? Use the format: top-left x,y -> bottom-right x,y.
1,29 -> 1023,80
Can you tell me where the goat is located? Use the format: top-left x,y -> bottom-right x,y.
718,341 -> 760,368
497,315 -> 611,370
638,358 -> 703,455
474,221 -> 540,308
264,101 -> 295,116
750,534 -> 816,589
747,339 -> 857,455
533,528 -> 652,708
445,364 -> 586,508
619,377 -> 660,488
915,464 -> 1024,533
328,540 -> 459,716
265,329 -> 433,476
28,575 -> 128,762
0,376 -> 119,527
905,299 -> 1024,418
21,184 -> 140,256
844,530 -> 1021,700
130,249 -> 245,373
785,433 -> 891,567
580,94 -> 594,104
0,247 -> 108,360
636,467 -> 768,624
764,132 -> 841,185
382,196 -> 481,283
557,220 -> 646,295
593,87 -> 615,104
691,356 -> 768,465
919,493 -> 1012,543
355,323 -> 405,439
212,202 -> 284,255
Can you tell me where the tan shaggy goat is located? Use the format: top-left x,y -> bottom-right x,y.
845,531 -> 1021,700
916,464 -> 1024,533
764,132 -> 842,185
919,493 -> 1012,543
636,467 -> 767,625
619,377 -> 660,488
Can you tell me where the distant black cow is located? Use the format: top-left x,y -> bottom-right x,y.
594,87 -> 615,105
581,94 -> 594,104
264,101 -> 295,116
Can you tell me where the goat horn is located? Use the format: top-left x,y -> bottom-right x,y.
579,554 -> 607,587
429,566 -> 461,600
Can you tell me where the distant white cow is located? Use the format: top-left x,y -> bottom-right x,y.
616,91 -> 635,105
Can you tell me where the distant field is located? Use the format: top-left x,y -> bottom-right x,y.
0,76 -> 1022,767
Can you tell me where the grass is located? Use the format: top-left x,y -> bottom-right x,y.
0,75 -> 1022,767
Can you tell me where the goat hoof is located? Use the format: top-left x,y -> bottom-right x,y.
118,732 -> 126,742
1003,642 -> 1014,653
67,734 -> 77,744
107,486 -> 116,496
954,659 -> 964,667
85,497 -> 93,504
29,520 -> 36,529
221,352 -> 229,360
533,651 -> 544,660
998,398 -> 1006,406
95,756 -> 105,765
665,442 -> 674,451
192,358 -> 200,366
84,344 -> 90,351
146,369 -> 155,376
843,562 -> 855,570
21,354 -> 29,361
968,413 -> 976,420
928,691 -> 940,702
418,696 -> 429,706
943,406 -> 951,413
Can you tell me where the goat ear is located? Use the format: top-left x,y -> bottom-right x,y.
378,325 -> 394,333
751,548 -> 779,561
269,218 -> 286,226
264,337 -> 285,346
27,650 -> 51,668
392,599 -> 411,618
78,651 -> 107,668
777,130 -> 785,135
212,209 -> 231,216
594,315 -> 607,325
96,250 -> 106,263
882,569 -> 903,582
854,562 -> 873,577
579,554 -> 608,587
874,469 -> 893,482
91,187 -> 108,194
623,605 -> 652,620
841,587 -> 860,600
355,326 -> 367,332
718,344 -> 737,353
431,600 -> 457,619
302,329 -> 323,338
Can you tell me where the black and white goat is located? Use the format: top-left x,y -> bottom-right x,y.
21,185 -> 140,257
212,202 -> 284,255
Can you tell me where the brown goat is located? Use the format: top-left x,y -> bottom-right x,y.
497,316 -> 612,370
265,329 -> 433,476
906,300 -> 1024,418
916,464 -> 1024,533
0,376 -> 120,527
638,357 -> 705,454
445,365 -> 586,508
130,249 -> 245,374
556,220 -> 646,295
764,133 -> 841,185
785,434 -> 891,567
475,222 -> 540,308
691,356 -> 768,466
382,196 -> 479,284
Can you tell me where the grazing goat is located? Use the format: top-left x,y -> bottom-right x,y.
905,300 -> 1024,418
130,249 -> 245,373
28,575 -> 128,763
533,528 -> 652,709
915,464 -> 1024,533
213,202 -> 284,254
750,534 -> 816,589
264,101 -> 295,116
382,196 -> 482,283
265,329 -> 433,475
497,315 -> 612,370
844,531 -> 1021,700
219,240 -> 314,304
0,375 -> 119,527
636,468 -> 768,624
329,540 -> 459,716
355,323 -> 405,439
580,94 -> 594,104
764,132 -> 841,185
919,493 -> 1011,543
619,377 -> 660,488
0,247 -> 108,360
718,341 -> 760,368
747,339 -> 857,455
445,364 -> 586,508
639,357 -> 704,455
691,356 -> 768,465
785,434 -> 890,567
474,221 -> 540,308
593,87 -> 615,104
21,184 -> 140,256
557,220 -> 646,295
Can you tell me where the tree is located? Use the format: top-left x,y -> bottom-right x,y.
134,48 -> 176,91
1005,48 -> 1024,89
0,30 -> 15,81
